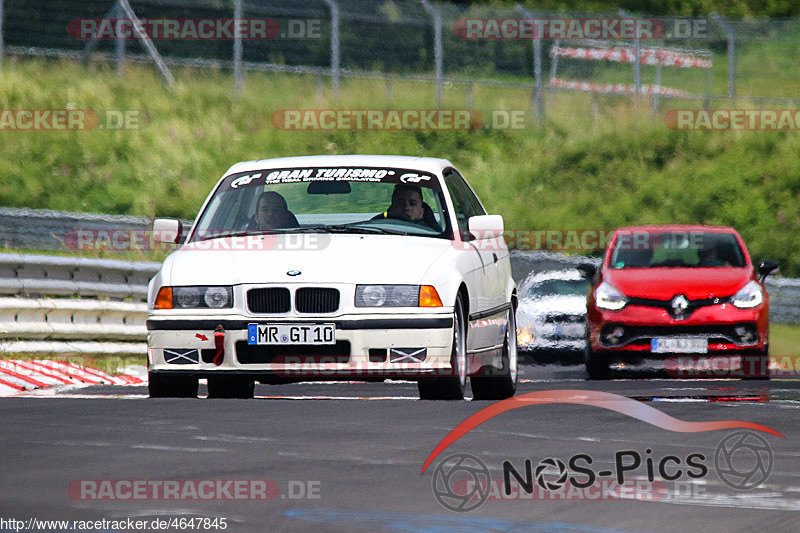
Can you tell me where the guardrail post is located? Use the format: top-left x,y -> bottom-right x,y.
83,2 -> 120,64
652,40 -> 662,111
633,35 -> 641,95
322,0 -> 340,99
421,0 -> 443,108
550,39 -> 560,80
619,9 -> 641,96
118,0 -> 175,86
516,5 -> 544,120
115,2 -> 126,76
0,0 -> 5,67
315,74 -> 324,104
712,13 -> 735,99
233,0 -> 244,94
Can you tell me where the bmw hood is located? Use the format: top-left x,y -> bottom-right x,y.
160,233 -> 452,286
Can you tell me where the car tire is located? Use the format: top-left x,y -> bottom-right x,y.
207,376 -> 256,399
148,372 -> 199,398
418,294 -> 468,400
584,343 -> 610,380
471,303 -> 518,400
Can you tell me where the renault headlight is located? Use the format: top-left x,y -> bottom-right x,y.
731,280 -> 763,309
595,282 -> 627,311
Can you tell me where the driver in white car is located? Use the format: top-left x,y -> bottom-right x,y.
376,184 -> 439,229
249,191 -> 299,230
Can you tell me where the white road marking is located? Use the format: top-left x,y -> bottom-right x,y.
259,395 -> 418,400
192,434 -> 274,443
131,444 -> 228,453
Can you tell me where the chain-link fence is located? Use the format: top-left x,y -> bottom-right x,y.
2,1 -> 800,112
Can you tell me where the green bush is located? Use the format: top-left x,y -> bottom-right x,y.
1,58 -> 799,275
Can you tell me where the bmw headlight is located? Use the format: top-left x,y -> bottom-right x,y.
173,286 -> 233,309
731,280 -> 763,309
595,282 -> 627,311
355,285 -> 420,307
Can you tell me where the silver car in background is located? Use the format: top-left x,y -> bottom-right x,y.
516,270 -> 589,354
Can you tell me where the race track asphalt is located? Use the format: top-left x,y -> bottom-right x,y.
1,361 -> 798,533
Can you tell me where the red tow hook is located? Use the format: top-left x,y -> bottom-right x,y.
213,325 -> 225,366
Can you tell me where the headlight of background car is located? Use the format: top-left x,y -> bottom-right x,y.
172,286 -> 233,309
356,285 -> 419,307
595,281 -> 627,311
731,280 -> 763,309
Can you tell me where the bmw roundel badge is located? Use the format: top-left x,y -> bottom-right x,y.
287,270 -> 301,276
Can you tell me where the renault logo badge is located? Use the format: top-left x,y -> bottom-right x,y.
671,294 -> 689,315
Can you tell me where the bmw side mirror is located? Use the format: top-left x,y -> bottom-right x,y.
577,263 -> 597,280
467,215 -> 504,240
153,218 -> 183,244
758,260 -> 779,282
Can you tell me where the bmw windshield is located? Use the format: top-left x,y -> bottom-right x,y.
191,166 -> 452,241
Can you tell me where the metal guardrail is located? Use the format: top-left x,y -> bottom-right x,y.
0,206 -> 153,251
764,276 -> 800,324
0,252 -> 160,300
0,297 -> 146,339
0,252 -> 159,355
0,206 -> 192,252
0,234 -> 796,357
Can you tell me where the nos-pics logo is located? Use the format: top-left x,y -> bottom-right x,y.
431,430 -> 774,512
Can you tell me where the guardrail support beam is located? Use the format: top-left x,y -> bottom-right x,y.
421,0 -> 443,108
322,0 -> 341,99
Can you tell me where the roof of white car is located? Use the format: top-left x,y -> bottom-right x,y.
519,269 -> 584,292
224,155 -> 454,176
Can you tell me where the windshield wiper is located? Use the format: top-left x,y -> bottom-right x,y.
292,225 -> 409,236
195,225 -> 413,241
192,229 -> 292,242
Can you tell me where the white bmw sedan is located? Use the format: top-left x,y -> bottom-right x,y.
147,155 -> 517,400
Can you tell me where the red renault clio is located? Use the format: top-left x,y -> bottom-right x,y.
578,225 -> 779,379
